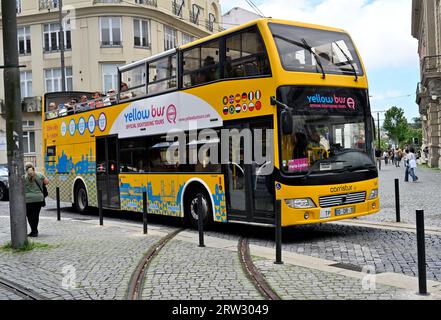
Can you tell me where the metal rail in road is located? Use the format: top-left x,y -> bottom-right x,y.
238,237 -> 281,300
0,277 -> 47,300
126,228 -> 184,300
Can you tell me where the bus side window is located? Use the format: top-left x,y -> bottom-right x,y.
225,27 -> 270,79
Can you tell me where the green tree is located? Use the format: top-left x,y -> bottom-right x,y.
383,106 -> 409,146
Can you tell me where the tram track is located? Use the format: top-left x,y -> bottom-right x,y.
238,237 -> 281,300
126,228 -> 184,300
0,277 -> 47,300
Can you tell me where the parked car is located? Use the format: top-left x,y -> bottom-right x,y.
0,164 -> 9,201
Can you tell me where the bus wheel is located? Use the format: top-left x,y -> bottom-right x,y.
74,182 -> 88,214
184,187 -> 212,229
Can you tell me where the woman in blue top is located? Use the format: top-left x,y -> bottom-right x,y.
23,162 -> 49,237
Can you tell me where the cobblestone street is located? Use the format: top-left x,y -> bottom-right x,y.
0,166 -> 440,300
360,164 -> 441,226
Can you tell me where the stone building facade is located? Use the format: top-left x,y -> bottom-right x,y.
0,0 -> 221,170
412,0 -> 441,168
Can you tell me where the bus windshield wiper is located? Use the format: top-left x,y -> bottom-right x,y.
301,38 -> 326,79
272,34 -> 326,79
337,163 -> 377,173
333,41 -> 358,81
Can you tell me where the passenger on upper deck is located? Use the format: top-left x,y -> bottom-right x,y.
79,95 -> 89,112
103,89 -> 117,106
120,82 -> 135,100
93,91 -> 104,108
67,98 -> 78,115
47,102 -> 58,119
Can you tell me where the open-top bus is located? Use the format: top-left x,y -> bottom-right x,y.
42,18 -> 379,227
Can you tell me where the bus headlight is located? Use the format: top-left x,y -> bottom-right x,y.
285,198 -> 316,209
368,189 -> 378,200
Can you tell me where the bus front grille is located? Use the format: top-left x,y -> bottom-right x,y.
319,192 -> 367,208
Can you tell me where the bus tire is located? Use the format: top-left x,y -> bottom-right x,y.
74,181 -> 88,214
184,186 -> 213,229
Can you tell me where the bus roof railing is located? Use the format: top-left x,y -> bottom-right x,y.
118,48 -> 177,73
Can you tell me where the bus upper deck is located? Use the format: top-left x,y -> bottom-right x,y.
44,18 -> 367,122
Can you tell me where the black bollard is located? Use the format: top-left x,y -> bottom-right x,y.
274,200 -> 283,265
416,210 -> 429,295
98,189 -> 103,226
197,194 -> 205,248
395,179 -> 401,223
56,187 -> 61,221
143,191 -> 148,235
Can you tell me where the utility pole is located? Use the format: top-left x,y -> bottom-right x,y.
1,0 -> 28,248
377,112 -> 381,148
59,0 -> 66,91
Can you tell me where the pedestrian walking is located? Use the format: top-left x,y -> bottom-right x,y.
383,150 -> 389,165
395,148 -> 402,167
23,162 -> 49,237
408,147 -> 419,182
375,147 -> 382,170
403,149 -> 409,182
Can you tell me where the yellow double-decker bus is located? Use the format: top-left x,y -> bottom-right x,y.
42,18 -> 379,227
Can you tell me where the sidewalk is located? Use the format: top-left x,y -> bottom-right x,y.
360,164 -> 441,227
1,215 -> 439,300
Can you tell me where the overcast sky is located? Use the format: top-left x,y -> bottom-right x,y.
220,0 -> 420,122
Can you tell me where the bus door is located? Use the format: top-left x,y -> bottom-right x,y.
224,119 -> 275,224
96,136 -> 120,209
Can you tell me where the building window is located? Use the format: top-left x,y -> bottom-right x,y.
45,67 -> 73,92
23,131 -> 36,154
18,26 -> 31,55
16,0 -> 22,14
100,17 -> 122,47
102,64 -> 122,93
133,19 -> 150,48
181,33 -> 195,45
23,120 -> 35,128
20,71 -> 33,98
43,22 -> 71,52
164,26 -> 177,51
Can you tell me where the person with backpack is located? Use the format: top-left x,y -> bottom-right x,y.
23,162 -> 49,237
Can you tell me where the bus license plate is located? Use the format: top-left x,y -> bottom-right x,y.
335,206 -> 355,216
320,208 -> 332,219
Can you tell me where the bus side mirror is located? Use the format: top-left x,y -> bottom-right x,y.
281,109 -> 293,135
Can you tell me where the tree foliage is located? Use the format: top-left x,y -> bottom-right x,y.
383,106 -> 409,145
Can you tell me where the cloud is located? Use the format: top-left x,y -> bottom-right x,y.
220,0 -> 419,71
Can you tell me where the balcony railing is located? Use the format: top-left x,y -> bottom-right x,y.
93,0 -> 122,4
100,40 -> 123,47
189,11 -> 199,25
134,0 -> 157,7
172,1 -> 183,18
39,0 -> 59,11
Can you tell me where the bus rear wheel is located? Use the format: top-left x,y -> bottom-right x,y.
74,182 -> 88,214
184,187 -> 212,229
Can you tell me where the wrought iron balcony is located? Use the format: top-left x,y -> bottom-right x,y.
39,0 -> 59,10
172,1 -> 183,18
134,0 -> 157,7
93,0 -> 122,4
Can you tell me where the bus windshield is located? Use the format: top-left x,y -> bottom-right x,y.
278,86 -> 375,176
269,23 -> 363,77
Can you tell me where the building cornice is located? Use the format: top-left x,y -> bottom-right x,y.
411,0 -> 422,39
0,3 -> 216,37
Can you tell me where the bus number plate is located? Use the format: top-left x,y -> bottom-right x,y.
320,208 -> 332,219
335,206 -> 355,216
